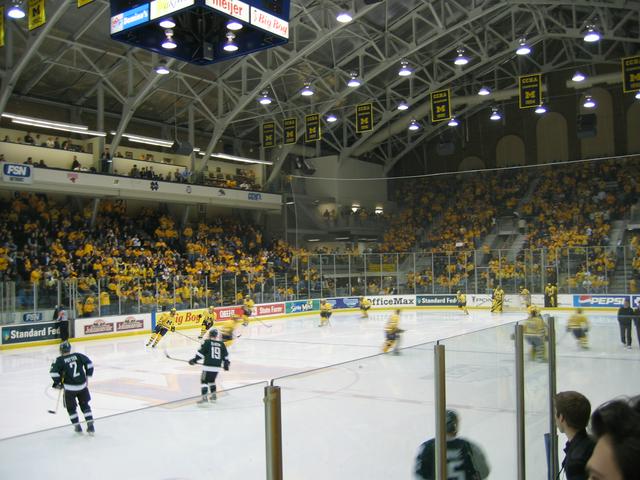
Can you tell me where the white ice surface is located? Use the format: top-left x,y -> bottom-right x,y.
0,309 -> 637,479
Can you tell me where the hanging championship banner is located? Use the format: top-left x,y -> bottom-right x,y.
430,89 -> 452,123
519,73 -> 542,109
621,56 -> 640,93
355,103 -> 373,133
305,114 -> 321,142
78,0 -> 95,7
0,8 -> 4,48
283,118 -> 297,145
262,121 -> 275,148
28,0 -> 46,31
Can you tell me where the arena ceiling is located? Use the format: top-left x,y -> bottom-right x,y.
0,0 -> 638,186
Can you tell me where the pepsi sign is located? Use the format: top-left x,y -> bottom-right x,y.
573,294 -> 630,308
2,163 -> 33,184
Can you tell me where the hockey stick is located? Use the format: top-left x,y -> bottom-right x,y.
257,318 -> 272,328
47,388 -> 63,414
173,330 -> 202,343
164,350 -> 194,363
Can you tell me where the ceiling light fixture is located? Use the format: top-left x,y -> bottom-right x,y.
583,25 -> 601,43
454,48 -> 469,66
154,61 -> 170,75
209,152 -> 273,165
397,101 -> 409,111
583,95 -> 596,108
347,72 -> 362,87
398,60 -> 412,77
448,117 -> 459,127
124,134 -> 174,147
516,38 -> 531,55
223,32 -> 238,52
336,11 -> 352,23
161,29 -> 177,49
478,86 -> 491,96
7,1 -> 25,19
489,107 -> 501,121
300,82 -> 314,96
226,19 -> 243,30
535,104 -> 547,114
159,18 -> 175,29
572,71 -> 586,82
408,119 -> 420,131
258,91 -> 273,105
326,113 -> 338,123
636,91 -> 640,100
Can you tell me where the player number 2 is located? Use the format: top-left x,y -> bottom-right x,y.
210,345 -> 221,360
69,361 -> 79,378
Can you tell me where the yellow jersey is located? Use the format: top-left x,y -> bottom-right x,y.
158,312 -> 176,329
385,314 -> 400,334
567,313 -> 589,331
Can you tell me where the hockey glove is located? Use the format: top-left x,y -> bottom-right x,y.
171,326 -> 176,332
52,382 -> 63,389
188,358 -> 197,365
223,360 -> 230,371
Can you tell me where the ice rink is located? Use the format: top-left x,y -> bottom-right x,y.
0,308 -> 638,479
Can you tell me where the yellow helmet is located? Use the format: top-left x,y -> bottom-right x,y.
170,307 -> 177,313
527,305 -> 539,316
456,290 -> 461,295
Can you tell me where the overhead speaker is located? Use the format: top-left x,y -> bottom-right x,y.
577,114 -> 597,139
170,141 -> 194,155
294,157 -> 315,175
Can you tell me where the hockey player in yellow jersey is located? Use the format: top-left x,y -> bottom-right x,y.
218,314 -> 243,347
319,299 -> 332,327
544,283 -> 558,307
523,306 -> 548,361
241,295 -> 255,326
519,286 -> 531,307
490,285 -> 504,313
567,308 -> 589,349
359,297 -> 372,318
198,306 -> 217,339
146,307 -> 177,348
382,309 -> 403,354
456,290 -> 469,315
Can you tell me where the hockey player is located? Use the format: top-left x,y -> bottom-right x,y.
49,341 -> 95,434
218,314 -> 243,347
382,309 -> 403,354
319,299 -> 332,327
146,307 -> 176,348
359,297 -> 372,318
545,282 -> 558,308
241,294 -> 255,326
415,410 -> 490,479
490,285 -> 504,313
567,308 -> 590,349
198,305 -> 217,339
456,290 -> 469,315
523,306 -> 548,361
519,285 -> 531,308
188,328 -> 229,403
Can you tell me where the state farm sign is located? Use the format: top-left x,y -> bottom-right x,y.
255,303 -> 285,316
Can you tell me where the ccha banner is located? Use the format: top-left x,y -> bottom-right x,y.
262,121 -> 275,148
305,114 -> 321,142
430,89 -> 452,123
622,56 -> 640,93
519,73 -> 542,109
28,0 -> 46,31
283,117 -> 297,144
355,103 -> 373,133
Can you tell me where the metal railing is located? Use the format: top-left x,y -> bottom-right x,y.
1,245 -> 638,324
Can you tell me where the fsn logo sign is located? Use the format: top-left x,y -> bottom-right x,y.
2,163 -> 33,184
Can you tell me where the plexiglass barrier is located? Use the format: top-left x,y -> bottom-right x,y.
273,343 -> 436,479
0,381 -> 268,480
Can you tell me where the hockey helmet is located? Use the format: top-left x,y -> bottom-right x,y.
59,341 -> 71,354
446,410 -> 459,434
456,290 -> 461,295
170,307 -> 177,313
528,305 -> 540,316
208,328 -> 218,338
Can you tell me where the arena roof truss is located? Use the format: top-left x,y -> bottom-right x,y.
0,0 -> 638,184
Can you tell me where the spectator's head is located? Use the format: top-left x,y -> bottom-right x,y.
555,391 -> 591,435
446,410 -> 459,436
623,299 -> 630,308
587,397 -> 640,480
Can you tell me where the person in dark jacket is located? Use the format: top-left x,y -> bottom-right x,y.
617,298 -> 634,349
555,391 -> 595,480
